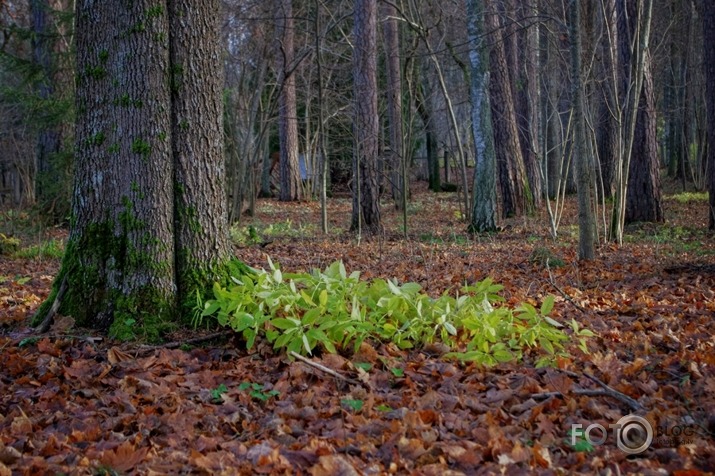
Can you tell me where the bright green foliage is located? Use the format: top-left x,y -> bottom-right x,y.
196,258 -> 591,366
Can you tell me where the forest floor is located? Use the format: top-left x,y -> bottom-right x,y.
1,179 -> 714,475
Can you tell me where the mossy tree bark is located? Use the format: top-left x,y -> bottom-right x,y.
35,0 -> 232,339
169,0 -> 232,310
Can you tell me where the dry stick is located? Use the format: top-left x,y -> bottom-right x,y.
36,276 -> 68,334
545,261 -> 587,313
136,330 -> 233,355
534,369 -> 644,412
289,350 -> 364,387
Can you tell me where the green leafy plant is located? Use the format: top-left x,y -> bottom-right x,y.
341,398 -> 364,412
195,258 -> 592,366
238,382 -> 280,402
566,428 -> 595,452
210,383 -> 229,401
13,238 -> 64,259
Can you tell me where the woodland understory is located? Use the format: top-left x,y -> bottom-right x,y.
1,181 -> 714,475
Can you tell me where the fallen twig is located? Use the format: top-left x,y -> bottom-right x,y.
136,330 -> 233,355
535,369 -> 644,412
545,262 -> 587,313
289,350 -> 365,387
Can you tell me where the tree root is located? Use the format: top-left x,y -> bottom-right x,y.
35,277 -> 68,334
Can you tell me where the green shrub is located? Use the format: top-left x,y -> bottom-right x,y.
195,258 -> 593,367
13,238 -> 64,259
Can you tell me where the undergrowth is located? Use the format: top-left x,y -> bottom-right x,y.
195,258 -> 593,367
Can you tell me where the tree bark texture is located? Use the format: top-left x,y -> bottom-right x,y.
382,2 -> 404,208
485,0 -> 533,218
351,0 -> 381,234
169,0 -> 231,297
703,0 -> 715,229
619,1 -> 662,223
276,0 -> 302,201
625,52 -> 663,223
69,0 -> 176,330
571,0 -> 596,260
466,0 -> 498,232
42,0 -> 231,336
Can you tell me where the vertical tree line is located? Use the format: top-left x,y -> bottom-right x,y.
1,0 -> 714,258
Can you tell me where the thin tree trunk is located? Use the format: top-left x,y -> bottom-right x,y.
351,0 -> 381,234
571,0 -> 596,260
703,0 -> 715,229
276,0 -> 302,201
382,2 -> 405,210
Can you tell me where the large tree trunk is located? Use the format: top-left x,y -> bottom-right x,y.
276,0 -> 302,201
63,0 -> 176,333
625,52 -> 663,223
35,0 -> 232,338
169,0 -> 232,304
703,0 -> 715,229
485,0 -> 533,218
467,0 -> 498,232
351,0 -> 381,234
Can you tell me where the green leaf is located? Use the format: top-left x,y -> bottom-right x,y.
540,296 -> 555,315
341,399 -> 364,412
18,337 -> 39,347
302,334 -> 312,355
16,276 -> 31,285
390,367 -> 404,377
544,316 -> 563,328
354,362 -> 372,371
300,290 -> 315,306
271,318 -> 300,330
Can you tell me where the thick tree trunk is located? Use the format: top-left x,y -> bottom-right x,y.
169,0 -> 232,304
625,53 -> 663,223
467,0 -> 498,232
351,0 -> 381,234
64,0 -> 176,333
36,0 -> 234,338
485,0 -> 532,218
276,0 -> 302,201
